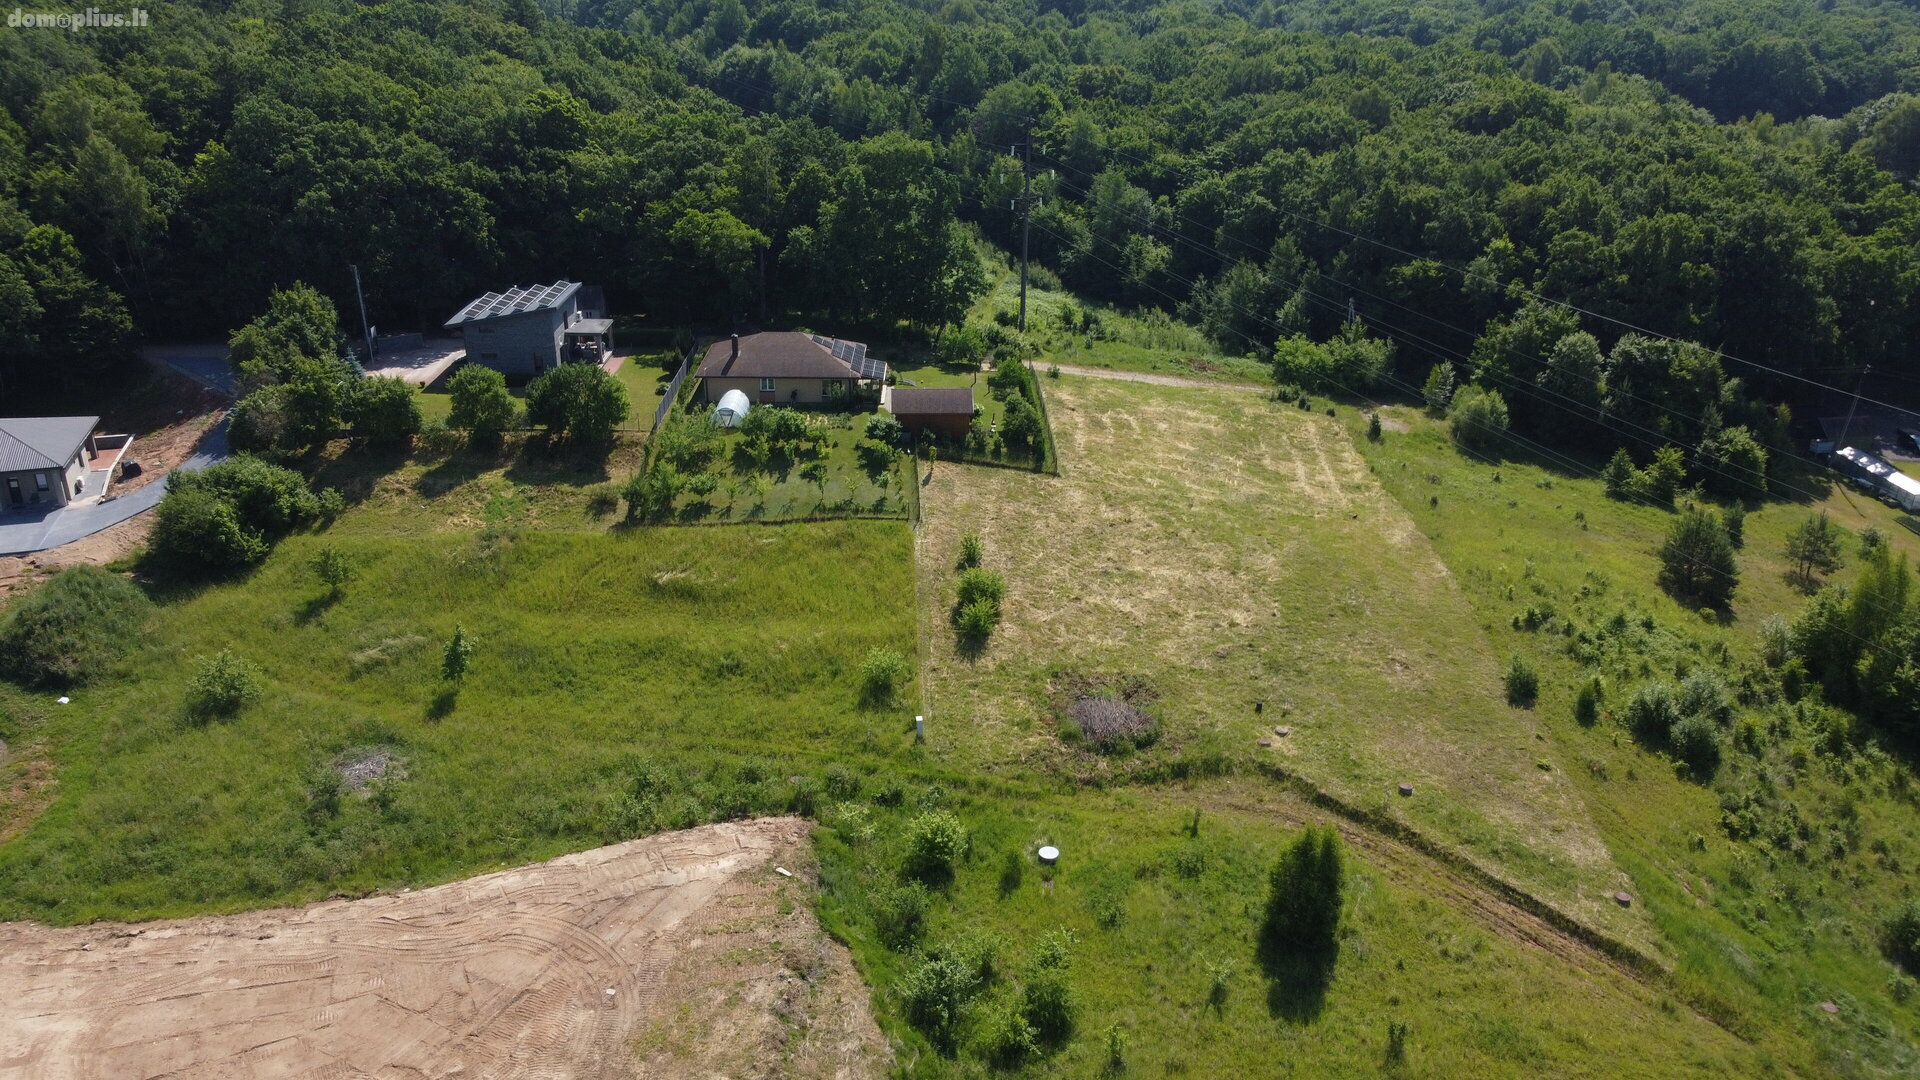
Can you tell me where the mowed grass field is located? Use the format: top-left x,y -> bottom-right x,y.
914,375 -> 1649,952
0,522 -> 917,922
1350,404 -> 1920,1076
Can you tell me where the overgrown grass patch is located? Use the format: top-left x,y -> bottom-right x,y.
0,521 -> 916,922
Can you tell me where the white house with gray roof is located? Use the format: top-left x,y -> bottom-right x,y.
0,416 -> 98,509
442,281 -> 612,377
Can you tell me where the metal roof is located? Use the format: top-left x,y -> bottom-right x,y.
0,416 -> 97,473
443,281 -> 582,327
1835,445 -> 1920,496
567,318 -> 614,335
696,332 -> 886,381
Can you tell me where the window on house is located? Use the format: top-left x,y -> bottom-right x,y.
760,378 -> 776,392
34,472 -> 48,491
824,380 -> 844,397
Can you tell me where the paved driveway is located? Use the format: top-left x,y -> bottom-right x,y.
142,345 -> 237,396
0,421 -> 228,556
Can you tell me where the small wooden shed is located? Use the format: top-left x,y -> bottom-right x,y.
884,387 -> 975,439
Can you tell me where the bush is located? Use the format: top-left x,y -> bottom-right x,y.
1668,713 -> 1723,777
526,362 -> 629,443
1637,446 -> 1688,506
1574,678 -> 1601,727
172,456 -> 321,539
149,487 -> 267,570
1366,412 -> 1382,441
1887,900 -> 1920,974
1721,505 -> 1746,549
1263,826 -> 1343,954
900,956 -> 980,1051
1676,670 -> 1734,725
0,566 -> 151,687
1624,682 -> 1680,744
228,384 -> 292,455
186,648 -> 263,719
864,412 -> 908,450
1022,968 -> 1077,1044
447,364 -> 517,439
956,568 -> 1006,609
1504,654 -> 1538,707
1697,425 -> 1769,499
1601,447 -> 1636,499
310,545 -> 353,595
956,598 -> 1000,641
873,880 -> 931,949
1421,362 -> 1455,415
904,809 -> 969,880
974,994 -> 1038,1067
352,375 -> 422,444
1001,393 -> 1045,454
957,533 -> 983,569
1446,385 -> 1509,452
860,645 -> 908,704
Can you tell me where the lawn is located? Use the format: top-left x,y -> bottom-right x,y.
913,375 -> 1650,953
1349,403 -> 1920,1076
409,350 -> 676,431
651,410 -> 913,522
0,522 -> 918,922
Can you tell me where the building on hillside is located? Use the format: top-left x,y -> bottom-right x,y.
696,332 -> 887,406
0,416 -> 100,508
882,386 -> 975,439
1832,445 -> 1920,511
443,281 -> 612,376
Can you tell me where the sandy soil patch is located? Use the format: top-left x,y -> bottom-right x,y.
0,818 -> 887,1080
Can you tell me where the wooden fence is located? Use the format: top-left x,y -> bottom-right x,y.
650,344 -> 696,436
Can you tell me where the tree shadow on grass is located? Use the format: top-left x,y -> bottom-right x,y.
426,686 -> 456,721
294,589 -> 341,625
1257,932 -> 1338,1023
503,437 -> 613,488
415,452 -> 491,498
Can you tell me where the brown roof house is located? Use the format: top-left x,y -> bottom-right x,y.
882,386 -> 975,439
697,332 -> 887,406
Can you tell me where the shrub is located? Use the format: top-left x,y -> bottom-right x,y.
1001,393 -> 1045,454
864,412 -> 908,450
447,364 -> 517,439
352,375 -> 422,444
987,356 -> 1031,398
1784,512 -> 1844,590
1601,448 -> 1636,500
823,763 -> 860,800
1668,713 -> 1723,777
974,993 -> 1037,1067
1574,678 -> 1601,727
1676,670 -> 1733,725
228,384 -> 292,455
1624,682 -> 1680,744
171,456 -> 321,539
1263,826 -> 1343,954
149,487 -> 268,570
526,362 -> 629,443
1504,654 -> 1538,707
956,568 -> 1006,609
860,645 -> 908,704
186,648 -> 263,719
873,880 -> 931,949
1656,506 -> 1738,608
1861,526 -> 1885,556
1885,900 -> 1920,974
1446,385 -> 1509,452
1636,446 -> 1688,505
957,533 -> 984,569
904,809 -> 969,880
1069,695 -> 1160,751
1022,968 -> 1077,1044
899,956 -> 980,1051
956,598 -> 1000,641
1697,425 -> 1769,499
1721,505 -> 1746,549
442,625 -> 475,683
280,357 -> 354,448
0,566 -> 151,687
1366,412 -> 1382,441
685,472 -> 718,497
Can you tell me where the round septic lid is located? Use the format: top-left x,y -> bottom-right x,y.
1037,846 -> 1060,865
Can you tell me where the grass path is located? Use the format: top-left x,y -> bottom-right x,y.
1041,361 -> 1269,392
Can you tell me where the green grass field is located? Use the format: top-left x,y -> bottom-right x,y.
1347,403 -> 1920,1076
0,523 -> 916,922
653,415 -> 912,522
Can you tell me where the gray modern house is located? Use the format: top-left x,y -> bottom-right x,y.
0,416 -> 99,509
443,281 -> 612,377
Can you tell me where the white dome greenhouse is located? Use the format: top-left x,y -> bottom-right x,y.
712,389 -> 751,428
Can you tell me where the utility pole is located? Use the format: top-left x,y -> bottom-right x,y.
1012,129 -> 1036,333
349,263 -> 374,362
1836,363 -> 1871,451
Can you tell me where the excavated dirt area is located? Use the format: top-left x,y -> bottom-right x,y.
0,818 -> 887,1080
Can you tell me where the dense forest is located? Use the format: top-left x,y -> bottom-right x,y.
3,0 -> 1920,439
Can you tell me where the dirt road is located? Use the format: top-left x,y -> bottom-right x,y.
0,818 -> 887,1079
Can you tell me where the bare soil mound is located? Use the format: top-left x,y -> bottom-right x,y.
0,817 -> 886,1079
